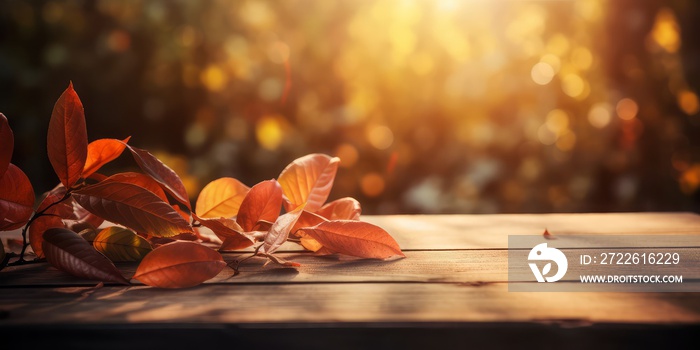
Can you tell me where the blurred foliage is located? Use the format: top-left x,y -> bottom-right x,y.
0,0 -> 699,214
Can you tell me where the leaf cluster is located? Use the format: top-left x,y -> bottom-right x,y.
0,83 -> 404,288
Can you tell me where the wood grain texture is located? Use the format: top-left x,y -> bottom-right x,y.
1,213 -> 700,329
1,283 -> 699,325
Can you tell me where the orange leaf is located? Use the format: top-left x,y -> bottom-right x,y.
195,177 -> 249,218
237,180 -> 283,232
260,253 -> 301,267
101,172 -> 168,201
194,214 -> 252,248
298,220 -> 404,259
316,197 -> 361,220
47,82 -> 88,188
0,164 -> 35,231
42,228 -> 130,284
290,210 -> 327,237
0,113 -> 14,177
72,181 -> 193,237
260,204 -> 305,255
278,154 -> 339,212
127,145 -> 191,210
29,215 -> 64,258
82,137 -> 131,178
133,241 -> 226,288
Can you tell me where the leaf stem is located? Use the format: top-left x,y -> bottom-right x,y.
12,189 -> 73,264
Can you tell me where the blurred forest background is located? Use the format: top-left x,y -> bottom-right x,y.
1,0 -> 699,214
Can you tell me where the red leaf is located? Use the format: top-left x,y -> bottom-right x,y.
36,184 -> 74,219
72,181 -> 193,237
29,215 -> 65,258
101,172 -> 168,201
64,200 -> 105,231
298,220 -> 404,259
194,214 -> 254,250
316,197 -> 361,220
260,204 -> 305,255
42,228 -> 130,284
47,82 -> 88,188
278,154 -> 339,212
0,113 -> 14,177
195,177 -> 249,218
0,164 -> 35,231
236,180 -> 283,232
82,137 -> 130,178
127,145 -> 191,209
134,241 -> 226,288
290,210 -> 327,237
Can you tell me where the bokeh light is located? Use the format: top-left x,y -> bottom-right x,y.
1,0 -> 699,214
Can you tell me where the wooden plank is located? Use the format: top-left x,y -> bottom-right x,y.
2,248 -> 699,287
1,283 -> 699,325
365,213 -> 700,249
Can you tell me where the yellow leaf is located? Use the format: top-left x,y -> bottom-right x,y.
195,177 -> 250,218
93,227 -> 152,262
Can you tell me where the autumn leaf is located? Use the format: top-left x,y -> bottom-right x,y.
82,137 -> 131,178
278,154 -> 340,212
29,215 -> 64,258
195,177 -> 249,218
259,253 -> 301,267
47,82 -> 88,188
36,184 -> 74,219
73,181 -> 193,237
93,227 -> 152,262
127,145 -> 191,210
298,220 -> 404,259
193,214 -> 254,250
64,200 -> 105,232
0,113 -> 14,177
42,228 -> 130,284
237,179 -> 283,232
260,204 -> 305,255
0,164 -> 35,231
290,210 -> 327,237
101,172 -> 168,201
133,241 -> 226,288
316,197 -> 361,220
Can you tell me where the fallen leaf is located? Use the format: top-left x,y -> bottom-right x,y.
82,137 -> 131,178
316,197 -> 361,220
261,204 -> 305,255
300,236 -> 324,252
237,180 -> 283,231
93,227 -> 152,262
290,210 -> 327,237
298,220 -> 404,259
278,154 -> 339,212
29,215 -> 65,258
133,241 -> 226,288
543,229 -> 556,240
194,214 -> 254,250
195,177 -> 249,218
0,164 -> 35,231
42,228 -> 130,284
127,145 -> 191,210
260,253 -> 301,267
73,181 -> 193,237
0,113 -> 14,177
47,82 -> 88,188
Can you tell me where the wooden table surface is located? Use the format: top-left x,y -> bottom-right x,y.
1,213 -> 700,349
